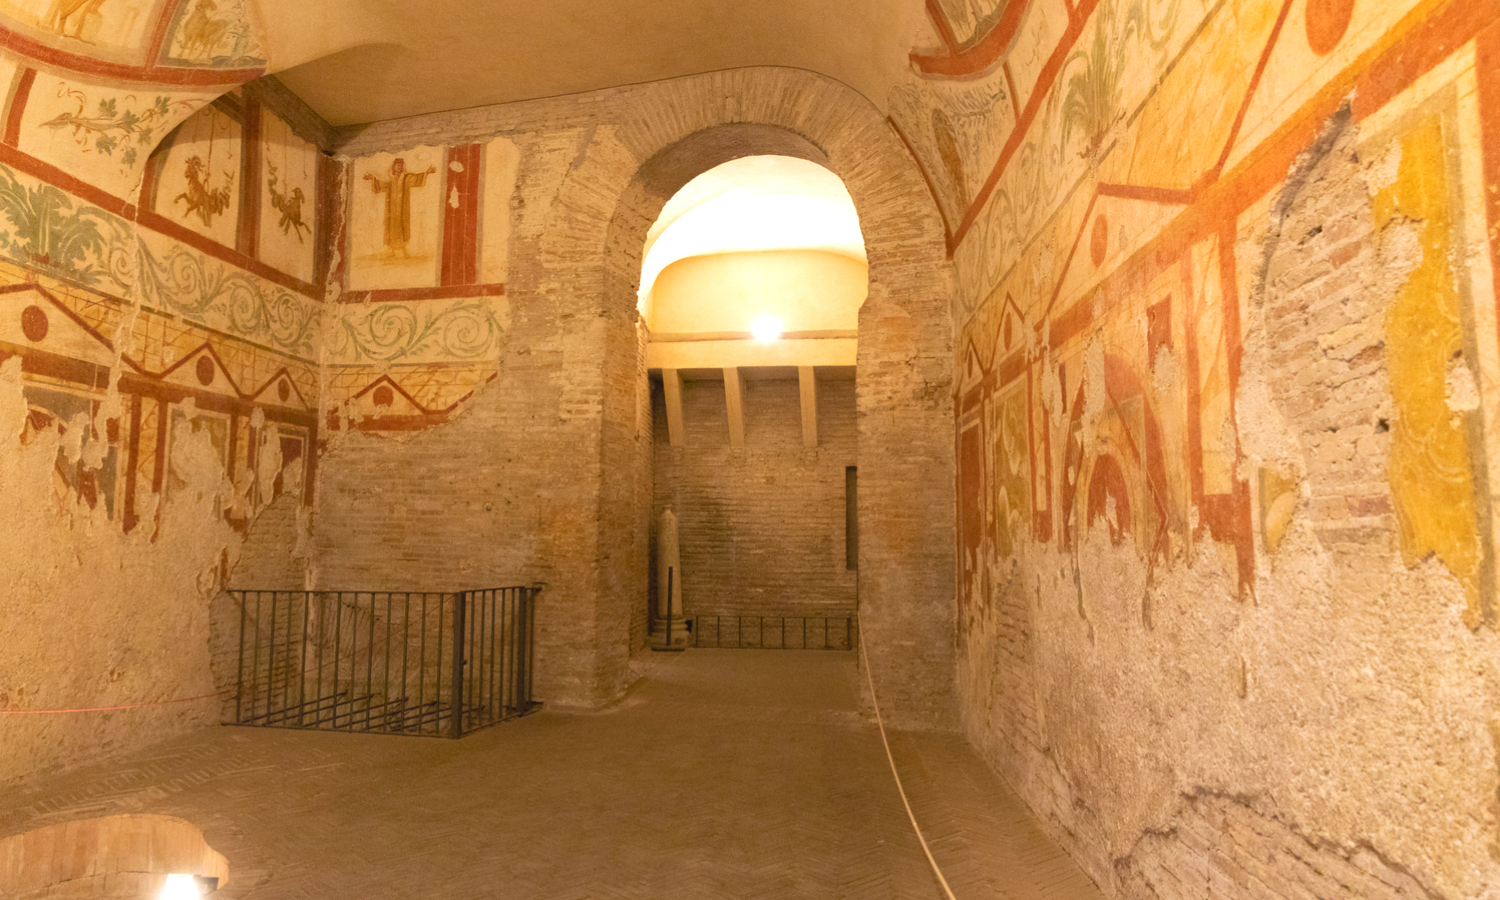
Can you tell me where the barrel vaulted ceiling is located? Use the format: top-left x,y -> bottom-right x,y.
253,0 -> 936,126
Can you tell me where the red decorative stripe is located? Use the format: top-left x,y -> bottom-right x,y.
339,283 -> 506,304
0,24 -> 262,86
1095,182 -> 1196,205
150,397 -> 168,497
925,0 -> 960,52
951,0 -> 1099,250
138,209 -> 319,297
440,143 -> 481,286
238,97 -> 262,258
4,68 -> 35,146
0,141 -> 134,216
1479,20 -> 1500,368
911,0 -> 1033,76
1209,0 -> 1296,180
1038,192 -> 1099,329
1002,64 -> 1021,122
145,0 -> 181,66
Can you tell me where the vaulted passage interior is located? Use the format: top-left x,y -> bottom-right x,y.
3,2 -> 1500,899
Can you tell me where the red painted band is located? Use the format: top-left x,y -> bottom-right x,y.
137,209 -> 319,298
4,68 -> 35,147
951,0 -> 1101,250
0,24 -> 263,86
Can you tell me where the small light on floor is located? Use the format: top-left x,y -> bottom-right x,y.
161,874 -> 200,899
751,316 -> 782,343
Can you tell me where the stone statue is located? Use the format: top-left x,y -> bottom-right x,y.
653,508 -> 686,650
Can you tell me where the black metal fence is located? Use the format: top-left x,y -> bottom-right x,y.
228,586 -> 540,738
693,614 -> 858,650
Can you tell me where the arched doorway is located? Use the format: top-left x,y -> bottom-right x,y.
639,154 -> 867,651
571,69 -> 957,729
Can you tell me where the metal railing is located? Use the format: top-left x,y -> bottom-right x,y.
228,586 -> 540,738
693,614 -> 858,650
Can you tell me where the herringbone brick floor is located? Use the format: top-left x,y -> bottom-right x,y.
0,651 -> 1101,900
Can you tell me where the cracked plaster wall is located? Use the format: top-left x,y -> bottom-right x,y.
943,14 -> 1500,900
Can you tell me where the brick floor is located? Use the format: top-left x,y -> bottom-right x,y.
0,651 -> 1101,900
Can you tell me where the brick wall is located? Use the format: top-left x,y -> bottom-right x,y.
652,374 -> 857,623
319,67 -> 956,721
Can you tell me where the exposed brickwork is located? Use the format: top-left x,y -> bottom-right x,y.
958,108 -> 1500,900
321,68 -> 956,723
230,489 -> 306,592
652,375 -> 858,620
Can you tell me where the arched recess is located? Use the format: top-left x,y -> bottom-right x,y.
554,67 -> 957,729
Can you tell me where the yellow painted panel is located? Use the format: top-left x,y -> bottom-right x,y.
1376,114 -> 1482,622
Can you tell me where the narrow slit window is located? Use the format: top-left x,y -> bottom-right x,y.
845,466 -> 858,570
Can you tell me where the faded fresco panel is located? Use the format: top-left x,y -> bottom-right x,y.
1371,112 -> 1485,623
136,230 -> 320,360
329,295 -> 508,366
348,145 -> 444,292
1125,0 -> 1284,192
1227,0 -> 1425,172
0,159 -> 133,293
0,0 -> 164,65
258,109 -> 317,284
479,134 -> 519,286
991,377 -> 1030,560
162,0 -> 265,67
18,71 -> 212,199
154,101 -> 241,249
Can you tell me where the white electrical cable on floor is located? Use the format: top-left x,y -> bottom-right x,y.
860,638 -> 959,900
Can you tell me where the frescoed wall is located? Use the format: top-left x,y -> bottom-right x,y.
0,0 -> 306,786
326,133 -> 518,434
0,0 -> 526,781
896,0 -> 1500,896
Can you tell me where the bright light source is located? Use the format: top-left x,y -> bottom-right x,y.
161,874 -> 200,899
751,316 -> 782,343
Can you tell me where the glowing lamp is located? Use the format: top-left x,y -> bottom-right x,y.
161,875 -> 199,899
750,316 -> 782,343
161,873 -> 217,898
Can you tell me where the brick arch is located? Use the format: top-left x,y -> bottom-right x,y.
559,67 -> 957,728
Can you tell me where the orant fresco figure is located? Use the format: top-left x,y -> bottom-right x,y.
363,157 -> 436,258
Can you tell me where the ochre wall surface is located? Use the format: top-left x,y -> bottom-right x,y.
892,0 -> 1500,896
0,2 -> 318,786
7,4 -> 1486,897
652,375 -> 857,626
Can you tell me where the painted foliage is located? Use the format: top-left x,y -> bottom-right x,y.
17,70 -> 213,197
0,158 -> 133,289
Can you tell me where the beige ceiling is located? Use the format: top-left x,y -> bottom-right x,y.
254,0 -> 932,127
